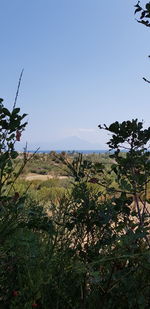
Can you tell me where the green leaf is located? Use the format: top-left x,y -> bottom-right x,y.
12,107 -> 20,114
2,108 -> 11,116
146,3 -> 150,11
11,151 -> 18,159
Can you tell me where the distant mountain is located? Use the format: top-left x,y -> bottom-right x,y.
15,136 -> 103,151
48,136 -> 102,150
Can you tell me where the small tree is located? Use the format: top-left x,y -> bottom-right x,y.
99,119 -> 150,229
0,98 -> 27,196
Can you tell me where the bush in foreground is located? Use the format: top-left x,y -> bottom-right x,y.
1,99 -> 150,308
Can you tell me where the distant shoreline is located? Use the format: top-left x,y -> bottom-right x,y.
26,149 -> 109,154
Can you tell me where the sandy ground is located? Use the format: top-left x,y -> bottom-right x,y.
24,173 -> 68,181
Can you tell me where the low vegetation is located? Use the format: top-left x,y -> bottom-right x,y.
1,98 -> 150,309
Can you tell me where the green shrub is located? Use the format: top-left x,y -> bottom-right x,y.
1,95 -> 150,308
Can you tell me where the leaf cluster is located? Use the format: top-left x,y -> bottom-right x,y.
135,1 -> 150,26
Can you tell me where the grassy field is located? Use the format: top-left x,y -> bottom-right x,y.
11,152 -> 112,205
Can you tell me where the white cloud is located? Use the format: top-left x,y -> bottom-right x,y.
78,128 -> 96,133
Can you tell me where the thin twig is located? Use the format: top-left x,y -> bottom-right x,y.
13,69 -> 24,110
7,147 -> 40,196
143,77 -> 150,84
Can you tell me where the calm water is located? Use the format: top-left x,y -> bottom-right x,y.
28,149 -> 109,154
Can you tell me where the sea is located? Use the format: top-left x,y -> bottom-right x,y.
28,149 -> 109,154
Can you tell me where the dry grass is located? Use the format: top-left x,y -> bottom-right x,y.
23,173 -> 68,181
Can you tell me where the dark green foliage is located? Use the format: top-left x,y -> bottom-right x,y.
134,1 -> 150,84
0,100 -> 55,308
1,97 -> 150,308
99,119 -> 150,228
0,99 -> 27,196
135,1 -> 150,27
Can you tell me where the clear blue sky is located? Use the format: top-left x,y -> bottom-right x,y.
0,0 -> 150,149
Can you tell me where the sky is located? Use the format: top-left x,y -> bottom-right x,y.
0,0 -> 150,149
